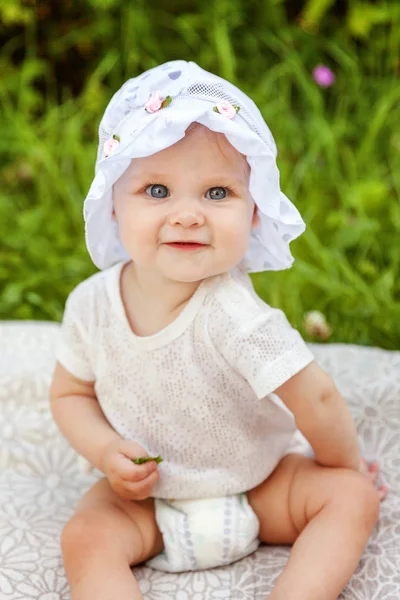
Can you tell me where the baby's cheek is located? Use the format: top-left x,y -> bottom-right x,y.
117,223 -> 144,261
231,222 -> 252,250
218,230 -> 249,267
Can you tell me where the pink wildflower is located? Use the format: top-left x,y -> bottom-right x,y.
312,65 -> 335,88
304,311 -> 332,340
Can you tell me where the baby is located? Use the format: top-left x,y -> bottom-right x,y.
50,61 -> 387,600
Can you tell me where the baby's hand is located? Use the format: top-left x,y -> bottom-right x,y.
101,438 -> 160,501
359,458 -> 388,501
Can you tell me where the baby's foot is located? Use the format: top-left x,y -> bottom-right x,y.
360,458 -> 388,501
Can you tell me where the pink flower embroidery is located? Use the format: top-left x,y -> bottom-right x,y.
312,65 -> 335,88
144,91 -> 163,113
103,136 -> 120,158
144,91 -> 172,113
213,101 -> 240,119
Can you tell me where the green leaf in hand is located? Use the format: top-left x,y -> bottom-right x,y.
132,456 -> 163,465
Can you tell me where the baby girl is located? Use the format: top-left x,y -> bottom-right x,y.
50,60 -> 387,600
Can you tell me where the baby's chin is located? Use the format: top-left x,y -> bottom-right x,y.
155,248 -> 247,283
163,270 -> 218,284
160,264 -> 228,284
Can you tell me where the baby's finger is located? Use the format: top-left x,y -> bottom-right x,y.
123,468 -> 159,498
113,453 -> 157,482
126,457 -> 158,483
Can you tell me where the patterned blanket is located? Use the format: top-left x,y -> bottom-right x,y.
0,321 -> 399,599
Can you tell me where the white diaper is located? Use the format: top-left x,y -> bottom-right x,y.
146,494 -> 260,572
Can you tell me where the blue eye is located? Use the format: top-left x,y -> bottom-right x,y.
206,187 -> 228,201
145,184 -> 169,198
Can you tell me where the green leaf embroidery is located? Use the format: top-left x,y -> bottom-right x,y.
161,95 -> 172,108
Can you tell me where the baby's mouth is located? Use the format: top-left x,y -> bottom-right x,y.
164,241 -> 208,251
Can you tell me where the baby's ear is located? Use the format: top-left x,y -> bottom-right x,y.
251,204 -> 259,227
111,207 -> 117,221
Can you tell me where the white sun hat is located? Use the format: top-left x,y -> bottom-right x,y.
84,60 -> 306,273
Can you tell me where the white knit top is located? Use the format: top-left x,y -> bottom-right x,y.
57,262 -> 314,499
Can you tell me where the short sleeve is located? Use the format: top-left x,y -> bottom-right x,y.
56,284 -> 95,381
218,309 -> 314,399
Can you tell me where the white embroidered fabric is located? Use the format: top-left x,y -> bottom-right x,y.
56,262 -> 314,499
0,321 -> 399,598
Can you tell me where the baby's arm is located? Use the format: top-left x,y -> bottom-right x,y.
275,361 -> 361,471
50,362 -> 160,503
50,361 -> 122,472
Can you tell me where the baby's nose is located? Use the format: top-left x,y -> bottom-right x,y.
168,210 -> 205,228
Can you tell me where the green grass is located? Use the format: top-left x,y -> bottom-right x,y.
1,0 -> 399,348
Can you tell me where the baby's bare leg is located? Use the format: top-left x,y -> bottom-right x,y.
247,454 -> 381,600
61,478 -> 163,600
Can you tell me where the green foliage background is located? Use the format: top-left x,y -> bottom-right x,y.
1,0 -> 399,348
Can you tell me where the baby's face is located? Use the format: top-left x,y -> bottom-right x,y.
112,124 -> 258,283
